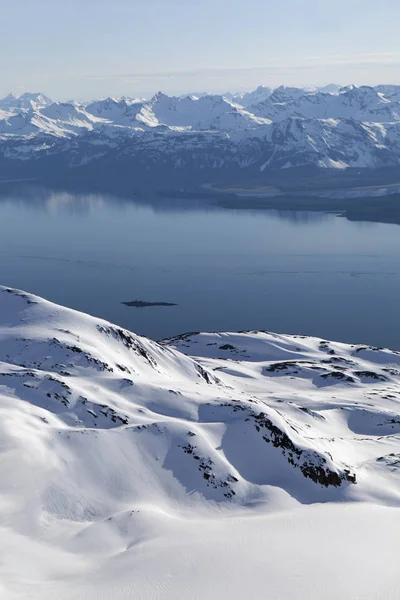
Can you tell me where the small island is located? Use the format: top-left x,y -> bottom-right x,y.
122,300 -> 177,308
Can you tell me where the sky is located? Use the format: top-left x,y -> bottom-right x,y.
1,0 -> 399,100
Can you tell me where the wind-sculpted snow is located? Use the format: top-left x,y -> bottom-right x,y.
1,286 -> 400,599
4,85 -> 400,171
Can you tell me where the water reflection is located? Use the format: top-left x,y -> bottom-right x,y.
0,184 -> 112,214
0,183 -> 224,215
265,209 -> 331,224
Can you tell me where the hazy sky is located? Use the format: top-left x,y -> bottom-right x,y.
1,0 -> 399,100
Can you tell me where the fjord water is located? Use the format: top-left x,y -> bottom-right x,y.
0,185 -> 399,349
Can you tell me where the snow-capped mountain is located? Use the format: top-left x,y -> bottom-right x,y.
2,85 -> 400,174
85,97 -> 158,128
224,85 -> 273,106
248,86 -> 400,123
0,103 -> 106,138
84,92 -> 263,131
41,102 -> 105,130
1,285 -> 399,599
150,93 -> 241,128
374,84 -> 400,102
0,91 -> 53,111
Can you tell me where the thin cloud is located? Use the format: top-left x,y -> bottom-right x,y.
82,53 -> 400,83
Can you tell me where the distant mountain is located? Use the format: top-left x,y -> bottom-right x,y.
41,102 -> 106,132
316,84 -> 341,94
0,91 -> 53,111
0,285 -> 399,598
374,85 -> 400,102
225,85 -> 273,107
2,85 -> 400,177
85,97 -> 157,128
248,86 -> 400,122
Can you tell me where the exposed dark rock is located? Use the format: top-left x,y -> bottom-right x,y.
246,409 -> 356,487
354,370 -> 387,381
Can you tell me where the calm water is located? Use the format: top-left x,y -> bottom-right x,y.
0,185 -> 399,349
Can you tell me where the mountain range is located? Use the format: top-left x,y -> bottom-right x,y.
1,285 -> 399,598
2,85 -> 400,179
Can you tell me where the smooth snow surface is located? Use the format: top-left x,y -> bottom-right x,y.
0,286 -> 399,599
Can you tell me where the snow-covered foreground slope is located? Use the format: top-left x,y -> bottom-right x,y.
1,286 -> 400,599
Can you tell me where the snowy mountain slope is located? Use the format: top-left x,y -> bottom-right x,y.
3,85 -> 400,171
317,83 -> 342,94
269,85 -> 315,104
0,91 -> 53,112
249,85 -> 400,122
1,286 -> 400,599
40,102 -> 107,131
225,85 -> 273,106
208,109 -> 271,132
0,110 -> 72,137
375,84 -> 400,102
129,92 -> 262,130
150,93 -> 239,128
0,103 -> 108,138
85,97 -> 159,128
261,116 -> 398,169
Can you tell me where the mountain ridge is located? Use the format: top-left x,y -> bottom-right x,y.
3,85 -> 400,175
